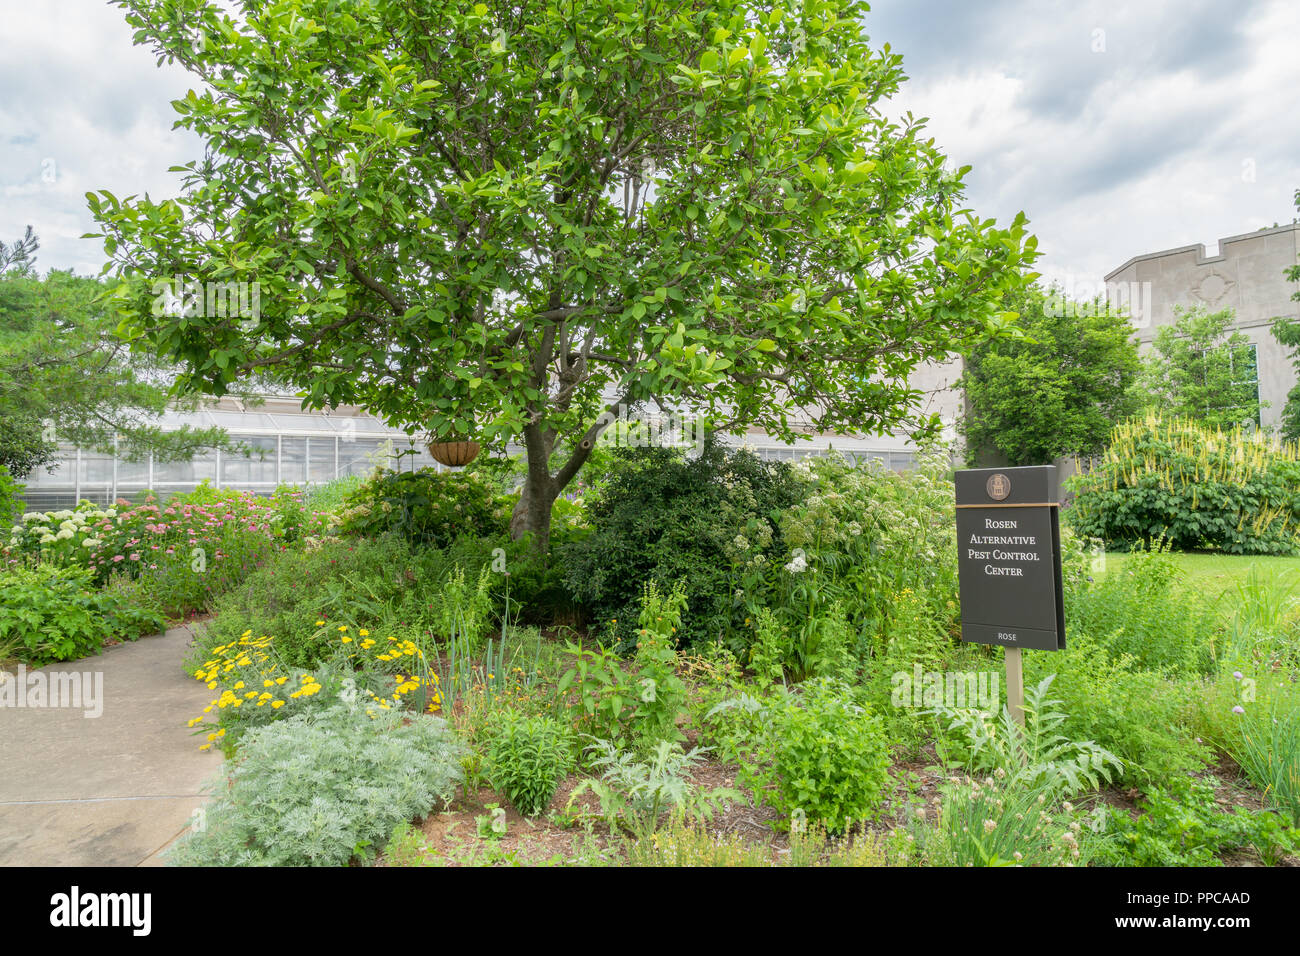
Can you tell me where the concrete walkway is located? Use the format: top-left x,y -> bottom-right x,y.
0,624 -> 223,866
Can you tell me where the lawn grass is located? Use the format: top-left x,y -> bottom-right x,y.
1101,551 -> 1300,598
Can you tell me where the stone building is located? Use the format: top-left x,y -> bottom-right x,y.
1105,222 -> 1300,432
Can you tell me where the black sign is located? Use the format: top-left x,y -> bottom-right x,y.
954,465 -> 1065,651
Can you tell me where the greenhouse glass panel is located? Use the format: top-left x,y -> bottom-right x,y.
153,452 -> 217,484
308,437 -> 337,483
78,452 -> 114,487
221,435 -> 278,485
280,437 -> 307,483
338,440 -> 384,477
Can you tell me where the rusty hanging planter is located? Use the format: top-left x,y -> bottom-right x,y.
427,439 -> 480,467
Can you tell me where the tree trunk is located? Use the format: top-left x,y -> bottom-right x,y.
510,421 -> 559,555
509,471 -> 556,556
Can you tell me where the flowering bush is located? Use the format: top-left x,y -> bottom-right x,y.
190,621 -> 444,754
5,502 -> 110,569
1066,415 -> 1300,554
774,444 -> 959,650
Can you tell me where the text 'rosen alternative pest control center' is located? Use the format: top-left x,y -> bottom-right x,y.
954,464 -> 1065,653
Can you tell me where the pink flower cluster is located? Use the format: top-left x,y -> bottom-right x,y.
86,492 -> 299,583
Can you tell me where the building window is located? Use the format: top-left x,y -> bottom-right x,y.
1229,343 -> 1261,428
220,435 -> 278,485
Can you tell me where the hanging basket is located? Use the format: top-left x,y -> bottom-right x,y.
427,440 -> 480,467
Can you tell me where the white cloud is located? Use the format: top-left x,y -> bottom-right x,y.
1,0 -> 1297,290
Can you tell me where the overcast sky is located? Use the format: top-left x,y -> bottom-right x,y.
2,0 -> 1297,298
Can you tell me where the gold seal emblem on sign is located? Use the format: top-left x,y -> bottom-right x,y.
986,473 -> 1011,501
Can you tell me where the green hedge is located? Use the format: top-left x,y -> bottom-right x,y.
1066,415 -> 1300,555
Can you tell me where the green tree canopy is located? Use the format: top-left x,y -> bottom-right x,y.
958,284 -> 1142,466
90,0 -> 1037,548
0,235 -> 235,476
1140,305 -> 1264,431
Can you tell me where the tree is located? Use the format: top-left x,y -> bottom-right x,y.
0,226 -> 39,272
958,284 -> 1142,466
0,237 -> 236,476
91,0 -> 1037,551
1272,188 -> 1300,442
1139,305 -> 1263,431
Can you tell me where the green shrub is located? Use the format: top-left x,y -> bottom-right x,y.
0,464 -> 22,534
932,674 -> 1125,797
1067,543 -> 1218,674
569,738 -> 736,838
168,703 -> 463,866
750,679 -> 891,832
629,580 -> 689,746
197,536 -> 454,668
560,441 -> 806,649
1093,777 -> 1300,866
0,564 -> 164,666
1066,415 -> 1300,554
339,467 -> 510,549
484,709 -> 573,816
775,445 -> 960,654
1023,635 -> 1208,788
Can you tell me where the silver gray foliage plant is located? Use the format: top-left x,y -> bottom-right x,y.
168,703 -> 463,866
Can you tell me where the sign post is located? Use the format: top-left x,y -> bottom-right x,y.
954,465 -> 1065,723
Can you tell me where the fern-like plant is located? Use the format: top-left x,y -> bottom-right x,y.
568,738 -> 736,838
930,674 -> 1123,798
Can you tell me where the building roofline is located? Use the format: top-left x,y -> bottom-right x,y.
1105,221 -> 1300,282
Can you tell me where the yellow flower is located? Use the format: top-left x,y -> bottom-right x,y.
359,628 -> 370,637
199,743 -> 211,751
263,679 -> 274,688
315,620 -> 325,627
337,625 -> 348,632
233,681 -> 244,689
271,700 -> 285,709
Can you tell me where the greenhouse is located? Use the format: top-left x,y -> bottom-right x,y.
13,393 -> 922,512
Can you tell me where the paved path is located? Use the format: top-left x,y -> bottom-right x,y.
0,624 -> 223,866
